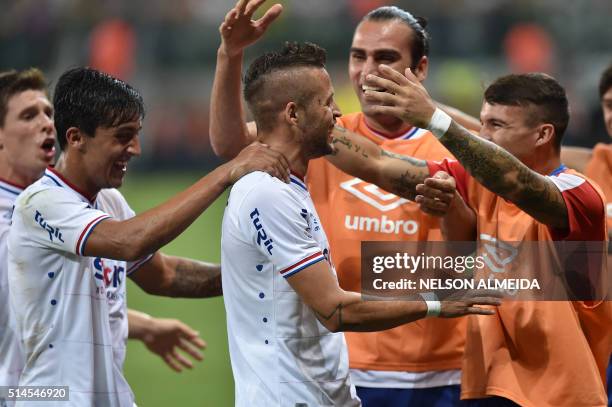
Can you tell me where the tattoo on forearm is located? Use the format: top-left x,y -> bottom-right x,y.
440,121 -> 568,227
381,149 -> 427,201
170,259 -> 222,298
381,149 -> 427,167
316,303 -> 343,329
331,133 -> 369,158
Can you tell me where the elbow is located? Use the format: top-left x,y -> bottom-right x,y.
209,132 -> 238,160
119,239 -> 152,262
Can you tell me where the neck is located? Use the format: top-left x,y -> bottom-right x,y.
364,114 -> 415,138
0,155 -> 43,189
527,147 -> 563,176
259,129 -> 309,176
54,153 -> 99,200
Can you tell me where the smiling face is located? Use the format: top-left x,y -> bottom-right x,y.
298,68 -> 342,159
349,19 -> 428,125
77,119 -> 142,191
479,102 -> 548,166
0,89 -> 56,184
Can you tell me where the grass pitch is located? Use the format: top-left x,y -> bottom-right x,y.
121,172 -> 234,406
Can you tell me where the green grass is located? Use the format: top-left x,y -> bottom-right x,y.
121,172 -> 234,407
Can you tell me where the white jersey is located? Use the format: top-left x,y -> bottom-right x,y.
95,190 -> 153,383
221,172 -> 360,407
0,180 -> 25,399
8,168 -> 146,407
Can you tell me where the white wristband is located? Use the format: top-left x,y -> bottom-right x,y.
426,108 -> 452,139
419,292 -> 441,318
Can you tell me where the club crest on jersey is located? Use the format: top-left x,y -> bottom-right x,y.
250,208 -> 274,254
93,257 -> 125,288
34,210 -> 64,243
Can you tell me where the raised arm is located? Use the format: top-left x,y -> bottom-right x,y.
130,252 -> 222,298
364,65 -> 570,229
209,0 -> 282,159
286,259 -> 500,333
85,142 -> 289,261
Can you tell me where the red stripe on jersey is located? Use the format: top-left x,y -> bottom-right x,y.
280,251 -> 324,275
76,215 -> 110,255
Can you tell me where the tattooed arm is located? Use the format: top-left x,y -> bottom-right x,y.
286,257 -> 499,332
363,64 -> 569,229
436,121 -> 569,228
326,126 -> 430,201
130,252 -> 222,298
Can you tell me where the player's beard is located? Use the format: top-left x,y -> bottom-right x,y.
305,127 -> 333,159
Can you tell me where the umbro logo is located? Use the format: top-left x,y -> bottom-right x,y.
340,178 -> 409,212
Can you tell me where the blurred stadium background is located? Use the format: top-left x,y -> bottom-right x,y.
1,0 -> 611,405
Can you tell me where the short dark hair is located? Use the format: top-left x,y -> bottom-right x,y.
484,73 -> 569,149
0,68 -> 47,127
599,63 -> 612,99
53,67 -> 145,150
362,6 -> 430,69
243,42 -> 327,131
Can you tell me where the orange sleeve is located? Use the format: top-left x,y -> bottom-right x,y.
426,159 -> 470,202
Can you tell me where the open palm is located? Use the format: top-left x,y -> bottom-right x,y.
220,0 -> 283,57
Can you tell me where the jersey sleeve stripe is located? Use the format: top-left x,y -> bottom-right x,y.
283,255 -> 326,278
76,215 -> 111,255
126,253 -> 155,276
280,251 -> 325,278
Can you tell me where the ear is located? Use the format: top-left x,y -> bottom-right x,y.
412,56 -> 429,82
0,127 -> 4,150
64,127 -> 88,152
534,123 -> 556,147
283,101 -> 299,127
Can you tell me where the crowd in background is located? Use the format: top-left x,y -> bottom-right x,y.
2,0 -> 610,169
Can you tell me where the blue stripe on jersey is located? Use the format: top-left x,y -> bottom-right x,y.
78,215 -> 110,255
282,255 -> 325,278
403,127 -> 419,139
44,173 -> 62,187
550,164 -> 567,176
290,176 -> 307,192
0,184 -> 21,196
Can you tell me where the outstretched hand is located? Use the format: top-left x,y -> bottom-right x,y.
363,65 -> 437,129
220,0 -> 283,57
142,318 -> 207,373
439,289 -> 503,318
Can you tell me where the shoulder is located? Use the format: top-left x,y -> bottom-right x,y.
232,172 -> 295,201
337,112 -> 363,130
230,172 -> 302,215
15,179 -> 63,209
97,188 -> 132,218
552,170 -> 606,217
